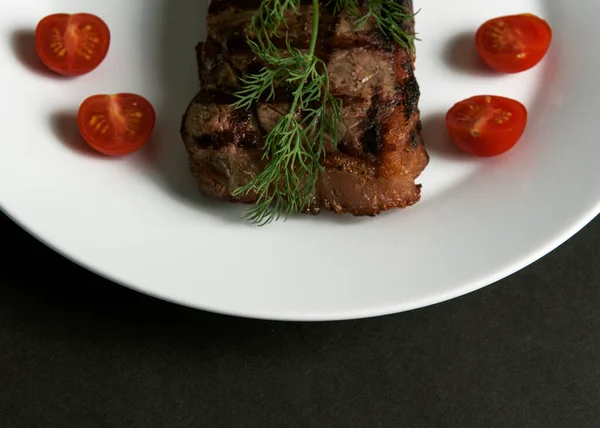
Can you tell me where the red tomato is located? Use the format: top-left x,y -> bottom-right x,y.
475,14 -> 552,73
446,95 -> 528,157
35,13 -> 110,76
77,93 -> 156,156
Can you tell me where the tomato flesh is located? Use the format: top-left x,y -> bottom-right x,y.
476,14 -> 552,73
446,95 -> 528,157
35,13 -> 110,76
78,94 -> 156,156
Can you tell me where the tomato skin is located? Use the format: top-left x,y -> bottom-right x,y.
77,93 -> 156,156
446,95 -> 528,157
476,14 -> 552,73
35,13 -> 110,76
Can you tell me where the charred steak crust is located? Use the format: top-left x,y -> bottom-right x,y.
180,0 -> 429,216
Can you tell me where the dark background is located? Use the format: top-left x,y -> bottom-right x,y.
1,211 -> 599,428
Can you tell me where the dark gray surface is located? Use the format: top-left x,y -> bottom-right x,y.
1,211 -> 599,428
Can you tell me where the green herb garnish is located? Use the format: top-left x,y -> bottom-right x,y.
232,0 -> 416,225
334,0 -> 418,52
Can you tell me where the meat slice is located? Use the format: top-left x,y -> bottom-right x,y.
180,0 -> 429,216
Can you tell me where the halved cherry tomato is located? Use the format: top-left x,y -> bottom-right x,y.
35,13 -> 110,76
77,93 -> 156,156
475,14 -> 552,73
446,95 -> 528,157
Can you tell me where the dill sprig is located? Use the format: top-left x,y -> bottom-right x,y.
232,0 -> 343,225
250,0 -> 300,55
333,0 -> 418,52
232,0 -> 417,225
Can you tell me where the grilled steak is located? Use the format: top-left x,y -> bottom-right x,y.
180,0 -> 429,216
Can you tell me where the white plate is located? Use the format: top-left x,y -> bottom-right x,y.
1,0 -> 598,321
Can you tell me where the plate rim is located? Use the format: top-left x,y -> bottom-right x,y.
2,201 -> 598,321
